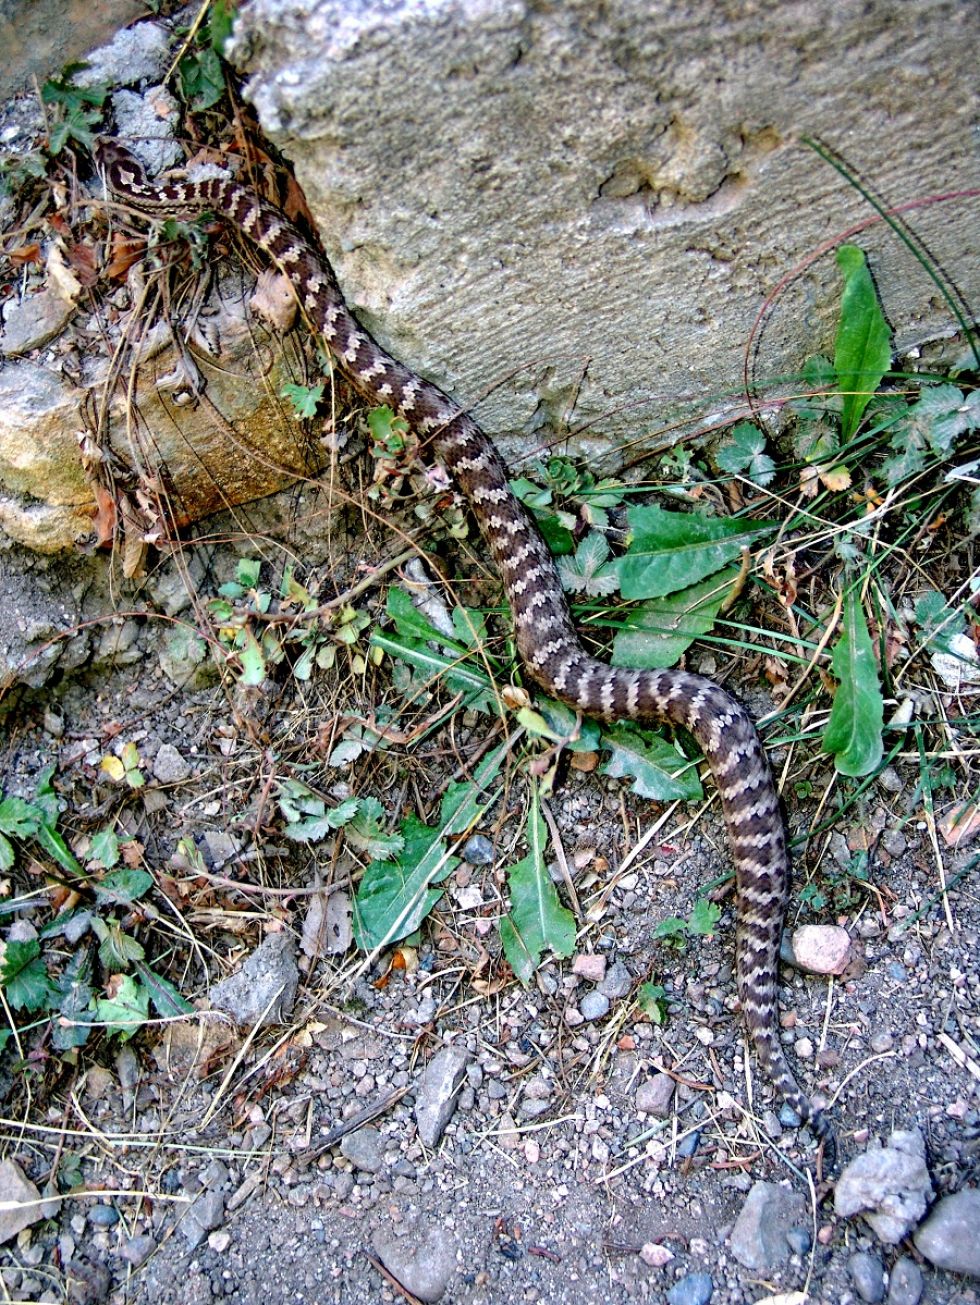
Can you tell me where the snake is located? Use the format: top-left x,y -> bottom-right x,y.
94,139 -> 830,1149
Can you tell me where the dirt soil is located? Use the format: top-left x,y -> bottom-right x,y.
1,511 -> 978,1305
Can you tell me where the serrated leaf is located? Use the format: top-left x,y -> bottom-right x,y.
556,532 -> 620,597
133,962 -> 194,1018
637,981 -> 667,1024
93,975 -> 149,1040
353,743 -> 506,952
715,422 -> 776,487
612,567 -> 740,670
344,797 -> 405,860
822,587 -> 884,776
0,939 -> 54,1011
499,787 -> 575,983
94,868 -> 153,905
284,795 -> 360,843
615,507 -> 774,600
688,898 -> 721,936
834,245 -> 892,441
52,949 -> 94,1049
600,724 -> 703,801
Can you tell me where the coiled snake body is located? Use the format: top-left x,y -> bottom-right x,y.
96,141 -> 828,1144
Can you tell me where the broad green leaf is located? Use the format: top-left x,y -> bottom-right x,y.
531,699 -> 602,754
91,917 -> 145,970
0,795 -> 41,837
34,822 -> 83,876
600,724 -> 703,801
822,587 -> 884,776
370,629 -> 498,716
134,962 -> 194,1018
834,245 -> 892,441
344,797 -> 405,860
94,868 -> 153,906
93,975 -> 149,1040
0,832 -> 13,870
353,742 -> 507,952
615,507 -> 774,600
237,558 -> 262,588
612,567 -> 740,670
88,829 -> 120,869
0,939 -> 54,1011
499,787 -> 575,983
238,628 -> 266,686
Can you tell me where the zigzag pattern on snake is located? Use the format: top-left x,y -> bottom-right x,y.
94,139 -> 829,1146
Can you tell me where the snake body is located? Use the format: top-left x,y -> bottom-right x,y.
95,140 -> 827,1142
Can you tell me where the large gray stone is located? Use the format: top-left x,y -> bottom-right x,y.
230,0 -> 978,458
835,1128 -> 934,1245
913,1188 -> 980,1278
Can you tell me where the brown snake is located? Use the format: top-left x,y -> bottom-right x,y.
95,140 -> 830,1148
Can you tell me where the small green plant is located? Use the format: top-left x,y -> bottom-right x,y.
0,766 -> 190,1056
281,381 -> 325,420
41,64 -> 108,155
652,898 -> 722,949
636,981 -> 668,1025
177,0 -> 237,111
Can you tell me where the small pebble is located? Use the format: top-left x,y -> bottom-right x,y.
676,1130 -> 700,1159
572,953 -> 607,983
666,1271 -> 713,1305
786,1226 -> 812,1255
87,1204 -> 119,1228
579,991 -> 610,1021
461,834 -> 494,865
886,1255 -> 924,1305
598,960 -> 632,999
849,1249 -> 886,1302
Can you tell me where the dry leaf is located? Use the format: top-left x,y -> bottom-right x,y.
106,233 -> 146,281
940,800 -> 980,848
250,268 -> 297,332
7,242 -> 41,266
46,243 -> 82,304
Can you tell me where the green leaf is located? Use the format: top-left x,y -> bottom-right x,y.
92,975 -> 149,1040
822,586 -> 885,776
615,507 -> 774,600
0,939 -> 54,1012
133,962 -> 194,1018
238,628 -> 266,686
284,796 -> 360,843
0,795 -> 41,837
367,405 -> 410,453
178,44 -> 225,110
0,832 -> 12,870
280,381 -> 325,420
93,868 -> 153,906
688,898 -> 722,936
344,797 -> 405,860
88,829 -> 120,870
353,742 -> 507,952
530,699 -> 602,754
612,567 -> 740,670
636,982 -> 667,1024
599,724 -> 703,801
834,245 -> 892,441
499,787 -> 576,983
237,558 -> 262,589
52,949 -> 94,1050
715,422 -> 776,487
91,917 -> 145,970
34,822 -> 83,877
556,532 -> 620,597
370,628 -> 498,716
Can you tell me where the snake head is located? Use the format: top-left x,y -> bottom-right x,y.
92,137 -> 150,197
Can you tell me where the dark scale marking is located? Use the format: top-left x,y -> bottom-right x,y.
95,140 -> 831,1152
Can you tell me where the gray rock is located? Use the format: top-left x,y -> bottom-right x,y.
181,1190 -> 226,1250
849,1250 -> 886,1302
230,0 -> 974,459
209,932 -> 299,1027
87,1204 -> 119,1229
74,21 -> 170,87
579,990 -> 610,1021
913,1188 -> 980,1277
598,960 -> 632,999
1,290 -> 74,355
111,87 -> 182,175
340,1125 -> 385,1174
120,1234 -> 155,1268
729,1180 -> 807,1271
635,1072 -> 675,1117
0,1160 -> 42,1243
834,1129 -> 934,1244
372,1219 -> 457,1302
666,1272 -> 713,1305
414,1046 -> 471,1148
461,834 -> 494,865
152,743 -> 192,784
887,1256 -> 924,1305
